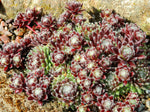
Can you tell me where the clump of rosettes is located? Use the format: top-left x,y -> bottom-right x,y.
50,30 -> 84,55
121,23 -> 146,46
52,71 -> 79,107
0,36 -> 32,71
110,37 -> 146,67
58,1 -> 85,27
25,68 -> 51,105
100,9 -> 124,29
4,1 -> 149,111
26,45 -> 52,74
14,8 -> 41,28
10,73 -> 25,93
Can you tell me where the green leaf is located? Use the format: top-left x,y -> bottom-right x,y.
42,63 -> 45,68
116,91 -> 120,95
136,87 -> 143,94
130,85 -> 137,92
45,58 -> 49,64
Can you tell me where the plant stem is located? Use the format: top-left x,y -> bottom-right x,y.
35,21 -> 42,28
26,25 -> 38,35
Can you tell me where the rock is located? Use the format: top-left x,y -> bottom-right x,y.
79,0 -> 150,35
0,0 -> 150,35
14,28 -> 25,36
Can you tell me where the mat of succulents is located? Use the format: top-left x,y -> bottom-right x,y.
0,1 -> 149,112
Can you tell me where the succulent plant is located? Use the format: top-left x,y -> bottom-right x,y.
79,77 -> 94,90
72,51 -> 88,68
112,101 -> 133,112
52,70 -> 79,107
68,31 -> 84,49
0,36 -> 32,71
0,52 -> 10,71
90,67 -> 105,81
14,8 -> 41,27
26,45 -> 53,74
96,93 -> 114,111
100,9 -> 124,30
10,73 -> 25,93
86,60 -> 98,71
25,72 -> 39,89
116,63 -> 134,85
121,23 -> 146,46
78,68 -> 88,80
51,50 -> 66,66
126,92 -> 140,109
13,13 -> 28,28
50,64 -> 67,77
25,68 -> 51,105
19,36 -> 32,49
100,9 -> 113,18
25,8 -> 41,24
110,37 -> 146,67
58,1 -> 85,27
12,52 -> 23,68
70,61 -> 82,77
2,41 -> 22,55
98,55 -> 112,70
50,31 -> 79,55
75,22 -> 101,39
91,82 -> 105,97
13,8 -> 41,35
86,47 -> 100,60
76,105 -> 89,112
40,14 -> 57,31
2,1 -> 150,111
32,29 -> 52,45
57,11 -> 71,27
26,84 -> 48,105
81,91 -> 94,105
65,1 -> 84,15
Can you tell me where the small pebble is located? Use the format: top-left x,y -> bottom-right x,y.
1,21 -> 5,27
14,28 -> 25,36
15,36 -> 22,43
4,26 -> 8,30
9,24 -> 12,28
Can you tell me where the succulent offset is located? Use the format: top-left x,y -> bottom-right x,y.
0,1 -> 149,112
